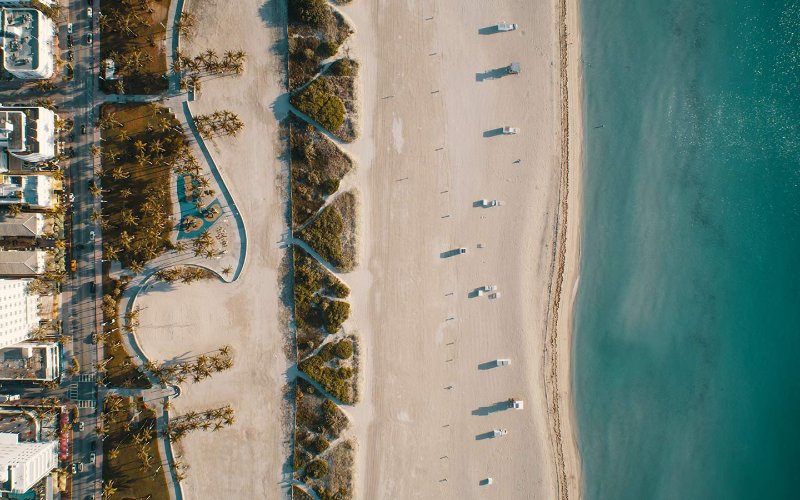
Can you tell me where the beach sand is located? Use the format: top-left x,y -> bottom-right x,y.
339,0 -> 585,497
133,0 -> 291,498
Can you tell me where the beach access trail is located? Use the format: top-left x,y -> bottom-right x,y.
341,0 -> 583,497
131,0 -> 291,497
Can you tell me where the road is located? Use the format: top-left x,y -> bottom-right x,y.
62,0 -> 104,498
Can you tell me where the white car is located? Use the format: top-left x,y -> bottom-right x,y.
503,126 -> 520,134
67,23 -> 73,34
87,7 -> 92,18
497,22 -> 517,31
492,428 -> 508,438
508,398 -> 524,410
457,247 -> 467,255
496,358 -> 511,367
69,193 -> 75,203
479,199 -> 499,208
89,230 -> 95,242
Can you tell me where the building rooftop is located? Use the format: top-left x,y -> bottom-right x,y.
1,8 -> 53,78
0,175 -> 54,208
0,250 -> 45,276
0,213 -> 44,238
0,343 -> 59,381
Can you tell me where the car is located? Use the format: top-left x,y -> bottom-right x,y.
507,398 -> 524,410
89,230 -> 95,241
89,282 -> 96,294
496,358 -> 511,367
492,428 -> 508,438
507,62 -> 521,74
69,193 -> 75,203
86,33 -> 93,44
70,259 -> 77,273
479,199 -> 499,208
77,462 -> 84,472
497,22 -> 517,31
89,452 -> 95,463
457,247 -> 467,254
87,7 -> 92,17
502,126 -> 519,134
67,51 -> 73,61
67,23 -> 73,34
81,124 -> 86,134
71,464 -> 77,474
77,421 -> 85,431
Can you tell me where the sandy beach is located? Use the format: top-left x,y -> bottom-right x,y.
132,0 -> 290,498
341,0 -> 585,497
132,0 -> 584,496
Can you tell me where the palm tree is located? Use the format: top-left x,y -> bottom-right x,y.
129,260 -> 144,274
89,183 -> 103,198
102,480 -> 118,499
104,244 -> 120,261
91,145 -> 102,157
120,188 -> 133,200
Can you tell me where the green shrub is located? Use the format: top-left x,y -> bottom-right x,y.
288,0 -> 330,27
297,205 -> 347,270
299,355 -> 352,403
290,78 -> 346,133
333,339 -> 353,359
320,41 -> 340,58
306,459 -> 329,479
320,178 -> 340,196
330,280 -> 350,298
319,342 -> 335,362
338,366 -> 353,379
315,436 -> 330,453
328,58 -> 352,77
322,299 -> 350,333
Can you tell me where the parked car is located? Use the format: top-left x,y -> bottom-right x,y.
77,421 -> 85,431
77,462 -> 84,472
507,62 -> 521,74
81,124 -> 86,134
497,22 -> 517,31
507,398 -> 524,410
457,247 -> 467,254
71,464 -> 77,474
69,193 -> 75,203
89,282 -> 96,294
67,23 -> 73,34
479,199 -> 499,207
496,358 -> 511,367
502,126 -> 520,134
87,7 -> 92,18
89,453 -> 95,463
86,33 -> 92,45
89,230 -> 95,242
492,428 -> 508,437
70,259 -> 77,273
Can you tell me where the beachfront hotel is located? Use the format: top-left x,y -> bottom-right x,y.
0,7 -> 54,79
0,433 -> 57,494
0,106 -> 57,165
0,174 -> 56,209
0,279 -> 40,349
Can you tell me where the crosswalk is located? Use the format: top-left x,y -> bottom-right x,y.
69,384 -> 78,399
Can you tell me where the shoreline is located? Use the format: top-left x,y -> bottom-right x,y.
547,0 -> 585,497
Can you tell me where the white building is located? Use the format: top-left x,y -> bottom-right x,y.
1,8 -> 54,79
0,175 -> 55,208
0,106 -> 57,164
0,251 -> 46,277
0,433 -> 57,494
0,279 -> 40,349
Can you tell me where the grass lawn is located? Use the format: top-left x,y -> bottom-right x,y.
103,397 -> 169,500
100,0 -> 171,94
99,103 -> 183,268
102,275 -> 151,389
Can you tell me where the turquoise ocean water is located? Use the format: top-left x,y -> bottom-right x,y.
575,1 -> 800,498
